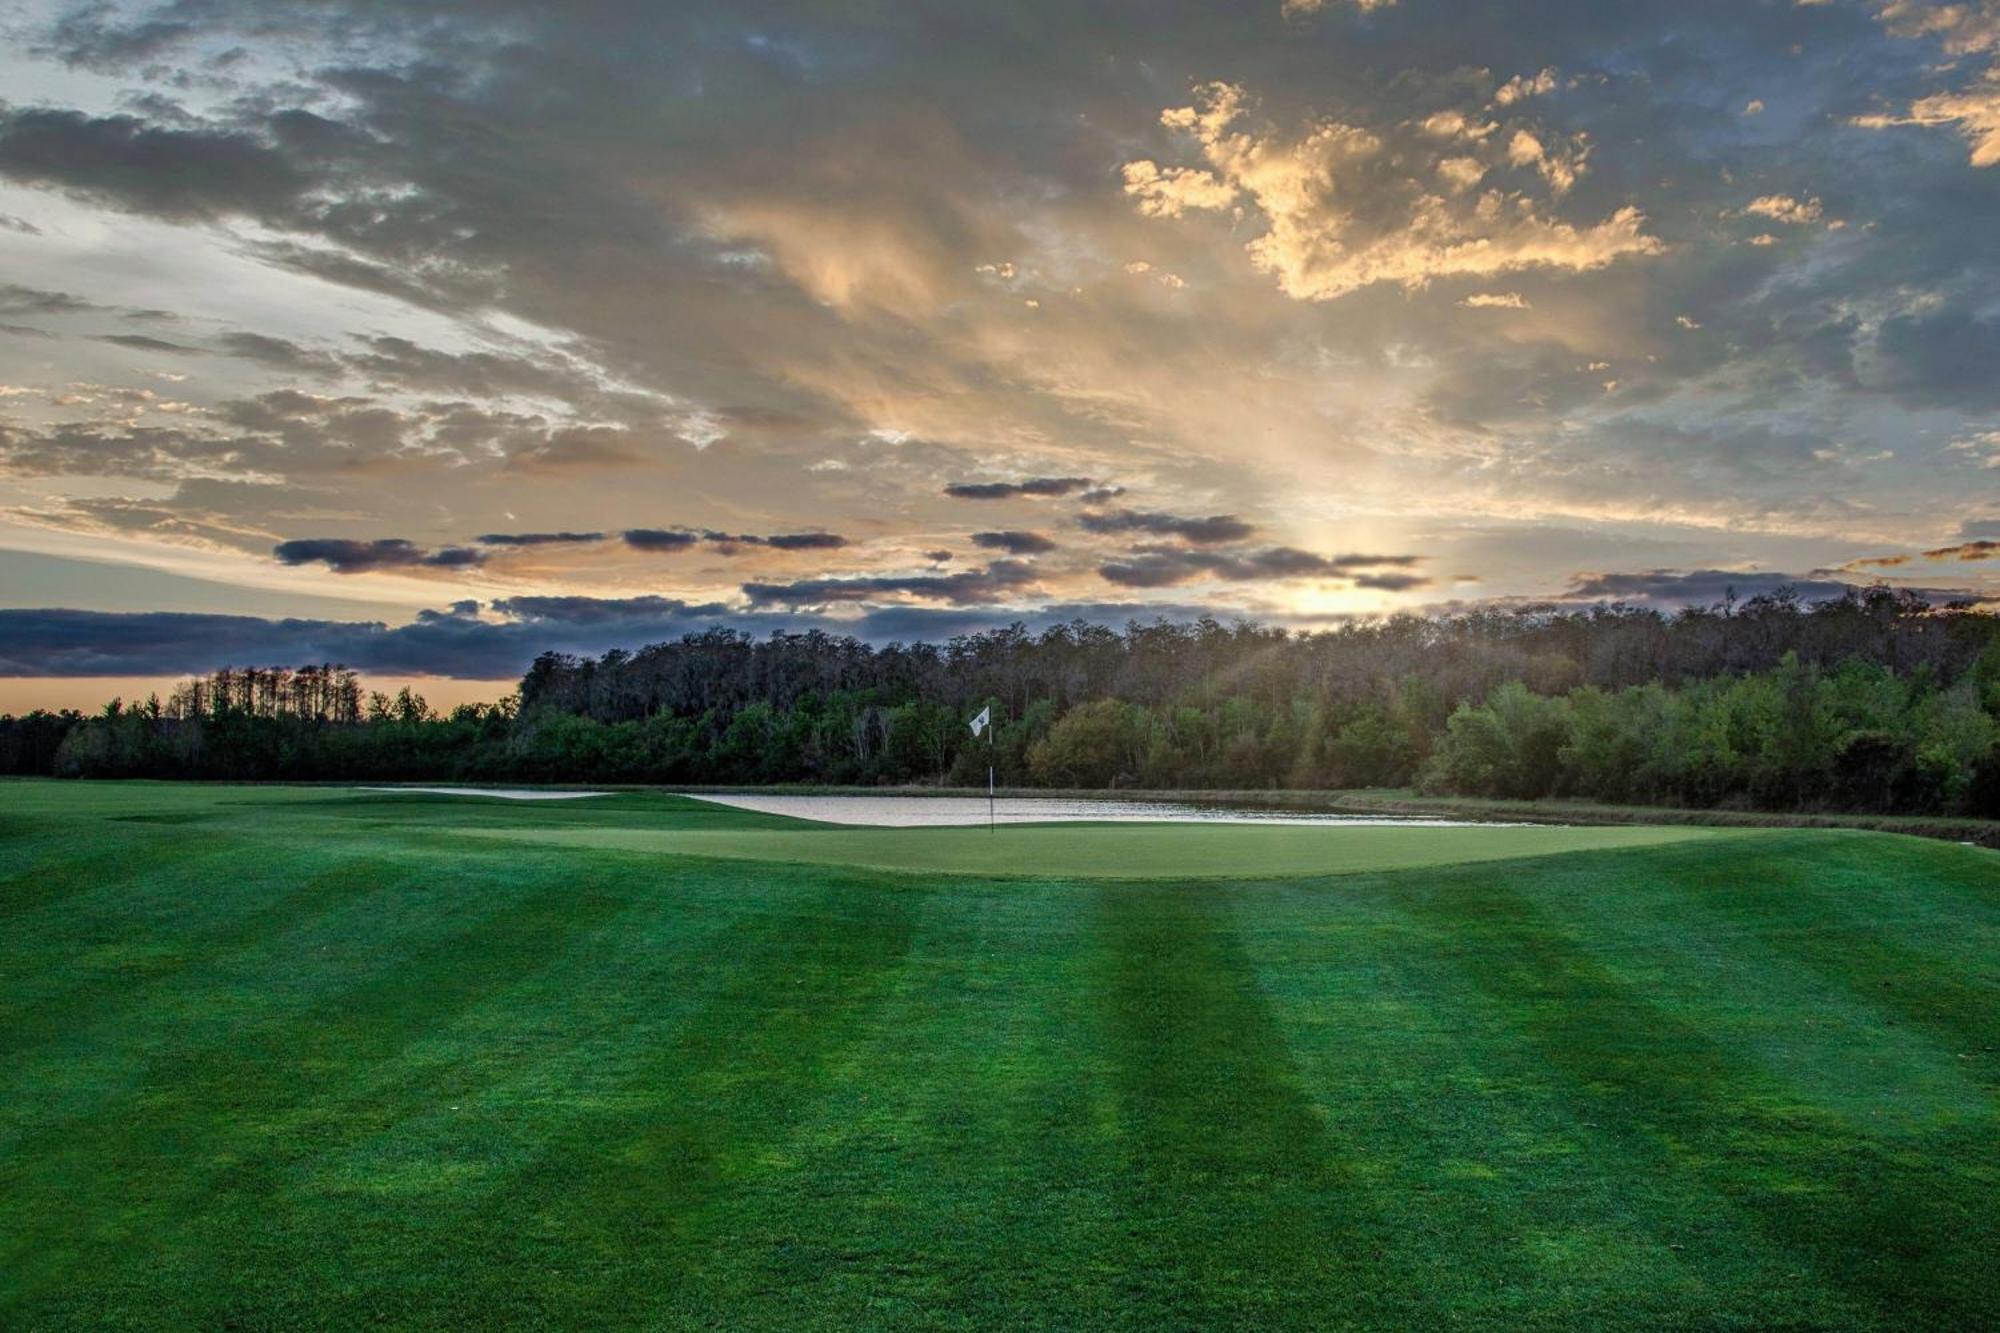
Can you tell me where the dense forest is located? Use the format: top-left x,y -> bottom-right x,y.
5,587 -> 1999,818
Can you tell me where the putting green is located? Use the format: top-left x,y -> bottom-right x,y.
450,819 -> 1741,879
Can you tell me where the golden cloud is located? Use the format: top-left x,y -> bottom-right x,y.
1123,82 -> 1661,302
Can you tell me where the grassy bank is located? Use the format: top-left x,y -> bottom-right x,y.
2,784 -> 1995,1328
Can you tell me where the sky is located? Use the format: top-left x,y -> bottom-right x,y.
1,0 -> 1997,708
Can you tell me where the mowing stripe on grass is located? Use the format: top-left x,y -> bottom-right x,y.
1399,857 -> 1997,1328
363,869 -> 929,1328
0,854 -> 633,1318
445,820 -> 1736,880
1090,880 -> 1412,1327
666,877 -> 1131,1329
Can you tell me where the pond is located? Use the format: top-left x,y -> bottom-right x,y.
684,792 -> 1517,828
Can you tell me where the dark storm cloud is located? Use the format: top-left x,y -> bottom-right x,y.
95,332 -> 203,353
1556,568 -> 1977,607
1099,546 -> 1426,589
1870,305 -> 2000,411
0,107 -> 313,222
1077,509 -> 1258,545
38,4 -> 198,73
475,531 -> 606,547
842,600 -> 1232,644
943,478 -> 1098,501
1919,541 -> 2000,563
622,527 -> 848,553
341,336 -> 609,404
490,594 -> 731,624
970,530 -> 1058,555
215,331 -> 344,376
273,538 -> 487,574
742,559 -> 1039,608
0,282 -> 98,316
620,528 -> 700,552
0,596 -> 1261,679
1353,571 -> 1434,592
1565,569 -> 1853,603
751,531 -> 850,551
0,601 -> 733,678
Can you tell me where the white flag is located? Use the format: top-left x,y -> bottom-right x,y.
969,705 -> 991,737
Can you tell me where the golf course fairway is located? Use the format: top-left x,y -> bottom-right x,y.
2,782 -> 1995,1329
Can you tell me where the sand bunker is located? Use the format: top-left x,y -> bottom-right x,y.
682,792 -> 1506,827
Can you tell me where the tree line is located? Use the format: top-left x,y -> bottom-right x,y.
4,587 -> 1998,818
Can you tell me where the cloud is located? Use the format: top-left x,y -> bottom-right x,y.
742,559 -> 1040,607
1099,545 -> 1426,588
96,333 -> 204,354
970,530 -> 1059,554
1494,69 -> 1559,107
488,594 -> 730,625
1123,81 -> 1661,301
1855,2 -> 2000,165
943,477 -> 1099,500
1743,194 -> 1825,224
1352,570 -> 1434,591
37,5 -> 198,72
1118,160 -> 1242,218
1874,0 -> 2000,56
1871,304 -> 2000,409
1923,540 -> 1999,562
272,538 -> 488,574
475,531 -> 606,546
0,596 -> 1299,679
0,107 -> 314,222
1281,0 -> 1397,16
0,599 -> 719,678
1077,508 -> 1258,544
0,0 -> 1993,647
0,282 -> 99,316
1558,568 -> 1973,607
622,527 -> 849,553
759,531 -> 850,550
214,332 -> 344,376
1856,78 -> 2000,166
620,528 -> 701,552
504,425 -> 647,471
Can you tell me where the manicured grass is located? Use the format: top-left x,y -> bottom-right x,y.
1,781 -> 1995,1329
451,817 -> 1731,879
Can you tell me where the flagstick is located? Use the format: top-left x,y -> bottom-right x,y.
970,703 -> 996,833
